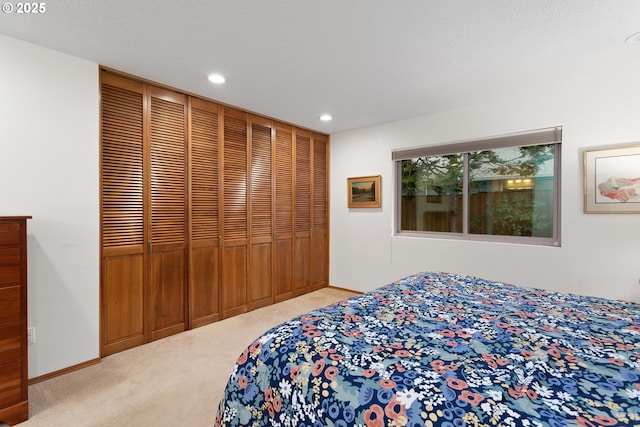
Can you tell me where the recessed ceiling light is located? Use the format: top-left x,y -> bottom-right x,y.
207,73 -> 226,84
319,114 -> 332,121
625,31 -> 640,44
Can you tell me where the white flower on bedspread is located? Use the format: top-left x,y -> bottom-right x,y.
531,383 -> 553,398
627,388 -> 640,400
395,389 -> 423,408
485,389 -> 502,401
278,379 -> 291,399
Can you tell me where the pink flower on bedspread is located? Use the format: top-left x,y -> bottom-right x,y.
363,404 -> 384,427
324,365 -> 338,380
384,395 -> 407,424
311,359 -> 325,376
379,379 -> 396,389
289,365 -> 300,380
460,390 -> 485,406
446,377 -> 468,390
237,376 -> 247,389
235,348 -> 248,365
577,415 -> 619,426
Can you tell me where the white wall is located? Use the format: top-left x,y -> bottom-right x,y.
330,67 -> 640,302
0,34 -> 99,378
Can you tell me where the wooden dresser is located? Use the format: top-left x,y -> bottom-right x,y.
0,216 -> 30,425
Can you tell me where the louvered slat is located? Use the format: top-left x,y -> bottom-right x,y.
223,113 -> 248,241
295,133 -> 311,233
251,122 -> 272,238
191,105 -> 219,240
150,96 -> 186,244
313,135 -> 327,231
101,84 -> 144,248
275,126 -> 293,235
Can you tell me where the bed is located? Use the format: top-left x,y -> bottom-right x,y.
215,272 -> 640,426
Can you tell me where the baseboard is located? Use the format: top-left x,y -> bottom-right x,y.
28,358 -> 101,385
28,289 -> 356,385
327,284 -> 362,295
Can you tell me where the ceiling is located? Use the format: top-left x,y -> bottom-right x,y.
1,0 -> 639,134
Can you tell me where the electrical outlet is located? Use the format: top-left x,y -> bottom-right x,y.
27,327 -> 35,344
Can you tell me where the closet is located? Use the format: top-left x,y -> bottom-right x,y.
100,70 -> 329,356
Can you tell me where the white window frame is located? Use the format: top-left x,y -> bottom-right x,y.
393,127 -> 562,246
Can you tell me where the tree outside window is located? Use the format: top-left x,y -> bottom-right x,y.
396,130 -> 560,246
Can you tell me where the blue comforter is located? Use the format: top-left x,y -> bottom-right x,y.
215,272 -> 640,426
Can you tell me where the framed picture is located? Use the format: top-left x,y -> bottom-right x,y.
347,175 -> 381,208
584,144 -> 640,213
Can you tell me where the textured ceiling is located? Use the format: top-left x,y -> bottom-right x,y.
1,0 -> 639,134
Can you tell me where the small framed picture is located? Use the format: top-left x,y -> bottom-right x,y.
584,144 -> 640,213
347,175 -> 381,208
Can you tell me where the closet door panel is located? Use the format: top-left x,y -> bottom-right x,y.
220,245 -> 247,318
294,130 -> 311,295
294,237 -> 310,295
149,247 -> 184,341
147,87 -> 188,340
221,108 -> 248,318
273,123 -> 294,301
273,239 -> 293,302
102,252 -> 144,353
191,242 -> 220,327
250,243 -> 271,307
311,134 -> 328,290
189,98 -> 221,327
100,73 -> 145,356
249,117 -> 273,309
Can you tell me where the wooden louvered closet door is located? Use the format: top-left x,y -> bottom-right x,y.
188,98 -> 221,328
273,124 -> 295,302
221,107 -> 249,318
310,134 -> 329,290
147,87 -> 188,341
249,116 -> 273,310
100,73 -> 145,356
294,129 -> 312,295
100,69 -> 330,356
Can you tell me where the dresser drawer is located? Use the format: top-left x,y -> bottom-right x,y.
0,360 -> 21,407
0,287 -> 20,326
0,247 -> 20,287
0,325 -> 20,364
0,223 -> 20,247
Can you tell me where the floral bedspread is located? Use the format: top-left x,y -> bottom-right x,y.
215,272 -> 640,427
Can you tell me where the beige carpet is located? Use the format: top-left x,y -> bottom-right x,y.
9,287 -> 357,427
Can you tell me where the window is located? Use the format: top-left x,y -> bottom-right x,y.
393,127 -> 561,246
